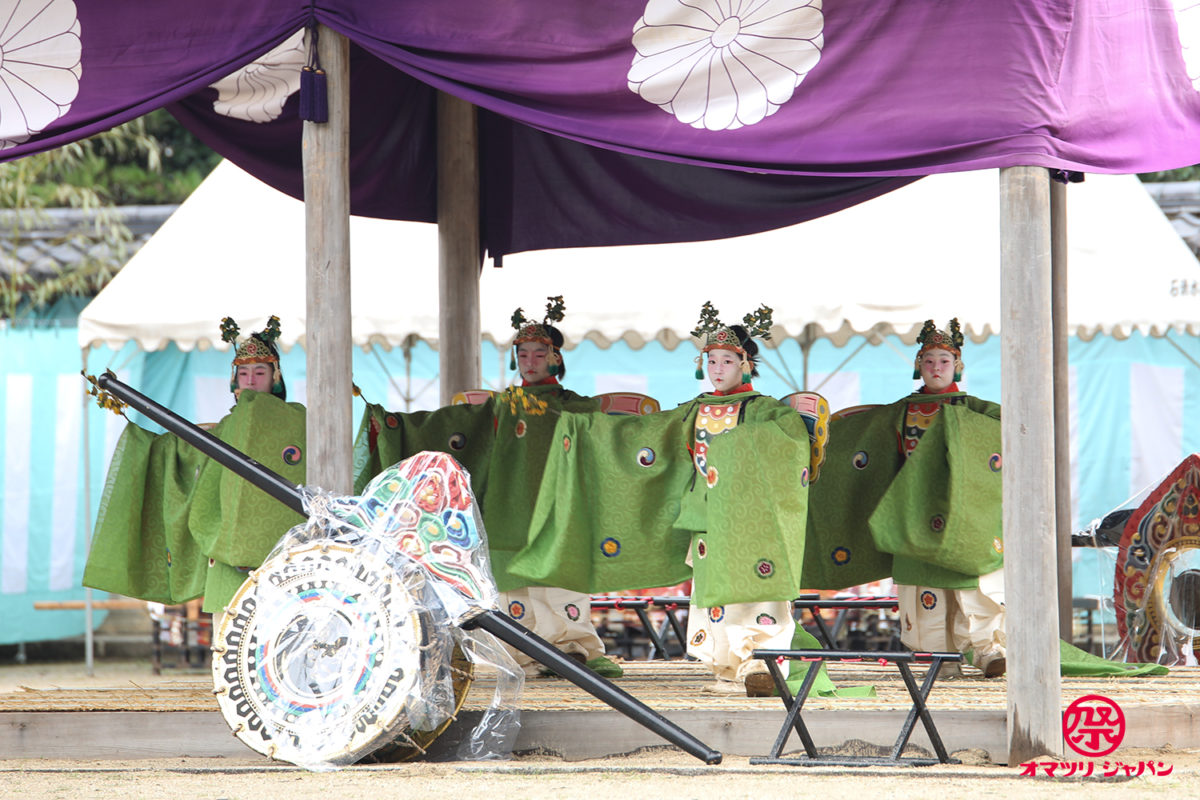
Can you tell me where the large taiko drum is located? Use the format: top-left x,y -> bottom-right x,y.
213,539 -> 472,765
1114,454 -> 1200,664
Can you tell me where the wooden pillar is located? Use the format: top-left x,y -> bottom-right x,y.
302,25 -> 353,493
1051,179 -> 1073,641
437,92 -> 482,404
1000,166 -> 1063,764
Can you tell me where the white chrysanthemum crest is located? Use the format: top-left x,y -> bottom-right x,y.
1174,1 -> 1200,90
0,0 -> 83,151
627,0 -> 824,131
210,29 -> 306,123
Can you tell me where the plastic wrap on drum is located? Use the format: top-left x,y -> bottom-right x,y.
213,451 -> 523,770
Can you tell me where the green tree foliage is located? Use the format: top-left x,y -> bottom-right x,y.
1140,166 -> 1200,182
22,110 -> 220,206
0,111 -> 219,318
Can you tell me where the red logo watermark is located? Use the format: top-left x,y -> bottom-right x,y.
1020,695 -> 1173,778
1062,694 -> 1125,757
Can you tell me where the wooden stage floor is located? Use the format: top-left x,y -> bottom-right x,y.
2,659 -> 1196,765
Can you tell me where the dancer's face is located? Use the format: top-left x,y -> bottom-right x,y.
706,348 -> 742,393
236,362 -> 274,394
517,342 -> 552,384
919,348 -> 956,393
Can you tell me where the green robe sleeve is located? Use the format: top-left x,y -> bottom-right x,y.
507,404 -> 696,593
188,391 -> 307,570
82,423 -> 208,603
870,401 -> 1004,579
802,403 -> 899,591
481,386 -> 600,591
690,398 -> 815,606
352,401 -> 496,495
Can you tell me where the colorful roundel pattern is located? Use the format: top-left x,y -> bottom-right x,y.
448,432 -> 467,450
831,546 -> 851,566
637,447 -> 656,467
852,450 -> 869,469
920,590 -> 938,610
601,537 -> 621,558
755,559 -> 775,579
508,601 -> 527,619
989,453 -> 1002,472
281,445 -> 302,465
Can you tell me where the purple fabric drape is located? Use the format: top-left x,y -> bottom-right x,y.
2,1 -> 1199,254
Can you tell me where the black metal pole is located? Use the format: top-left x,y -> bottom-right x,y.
467,610 -> 722,764
97,372 -> 306,515
96,373 -> 723,764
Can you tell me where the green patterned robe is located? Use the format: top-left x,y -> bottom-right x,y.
83,391 -> 307,612
805,392 -> 1002,591
351,383 -> 598,591
508,390 -> 815,606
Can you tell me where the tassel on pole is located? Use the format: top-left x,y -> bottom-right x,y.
299,25 -> 328,123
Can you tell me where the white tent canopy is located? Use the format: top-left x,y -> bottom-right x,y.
78,161 -> 1200,353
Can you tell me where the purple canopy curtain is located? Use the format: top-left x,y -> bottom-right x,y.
3,1 -> 1200,254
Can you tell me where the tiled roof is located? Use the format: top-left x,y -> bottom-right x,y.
1141,182 -> 1200,258
0,205 -> 175,282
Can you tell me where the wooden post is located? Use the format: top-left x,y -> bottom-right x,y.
1000,166 -> 1063,764
302,25 -> 353,493
437,91 -> 482,404
1051,179 -> 1073,642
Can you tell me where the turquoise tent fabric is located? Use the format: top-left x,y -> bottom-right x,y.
4,326 -> 1200,644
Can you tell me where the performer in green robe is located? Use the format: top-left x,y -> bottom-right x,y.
511,303 -> 820,696
83,316 -> 306,623
808,319 -> 1006,676
353,297 -> 621,677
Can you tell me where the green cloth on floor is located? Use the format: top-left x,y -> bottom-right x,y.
586,656 -> 625,678
783,628 -> 877,699
1057,639 -> 1169,677
961,640 -> 1169,677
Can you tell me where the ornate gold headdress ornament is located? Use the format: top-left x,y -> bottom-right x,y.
913,318 -> 965,381
691,301 -> 773,382
510,296 -> 566,375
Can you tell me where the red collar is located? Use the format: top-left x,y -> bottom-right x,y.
521,377 -> 560,387
711,383 -> 753,397
918,382 -> 959,395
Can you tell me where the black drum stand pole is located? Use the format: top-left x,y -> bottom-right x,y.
97,373 -> 306,515
466,610 -> 721,764
96,373 -> 722,765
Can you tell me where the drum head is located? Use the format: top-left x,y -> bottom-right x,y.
213,541 -> 450,765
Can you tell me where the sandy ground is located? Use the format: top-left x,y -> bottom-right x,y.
4,659 -> 1199,799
